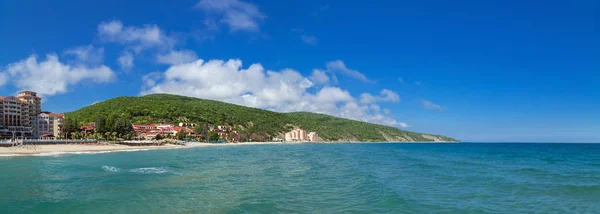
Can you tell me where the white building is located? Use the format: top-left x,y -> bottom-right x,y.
284,128 -> 320,142
308,132 -> 319,142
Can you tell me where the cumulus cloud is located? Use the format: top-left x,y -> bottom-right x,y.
156,49 -> 199,65
98,20 -> 177,70
310,69 -> 329,85
195,0 -> 266,32
3,54 -> 115,96
118,52 -> 134,70
142,58 -> 408,127
398,122 -> 410,128
420,99 -> 446,111
97,20 -> 175,51
360,89 -> 400,104
64,45 -> 104,65
0,72 -> 7,86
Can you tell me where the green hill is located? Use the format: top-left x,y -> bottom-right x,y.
65,94 -> 457,142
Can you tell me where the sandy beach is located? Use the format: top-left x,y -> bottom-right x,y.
0,141 -> 289,156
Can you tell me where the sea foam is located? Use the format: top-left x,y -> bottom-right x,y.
102,165 -> 121,172
130,167 -> 168,174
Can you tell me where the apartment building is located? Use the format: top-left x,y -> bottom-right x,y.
0,91 -> 42,138
284,128 -> 320,142
37,112 -> 64,137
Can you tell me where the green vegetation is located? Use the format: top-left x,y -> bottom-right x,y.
65,94 -> 457,142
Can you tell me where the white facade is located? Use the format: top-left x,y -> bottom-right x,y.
284,128 -> 313,142
308,132 -> 319,142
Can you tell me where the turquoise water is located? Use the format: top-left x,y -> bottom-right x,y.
1,143 -> 599,213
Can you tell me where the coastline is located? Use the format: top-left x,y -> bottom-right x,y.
0,141 -> 287,156
0,141 -> 456,157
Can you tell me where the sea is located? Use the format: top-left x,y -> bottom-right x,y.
0,143 -> 598,213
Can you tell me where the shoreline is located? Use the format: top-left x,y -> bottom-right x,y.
0,141 -> 288,156
0,141 -> 456,157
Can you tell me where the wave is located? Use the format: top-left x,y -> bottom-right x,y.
1,149 -> 153,158
130,167 -> 169,174
31,151 -> 114,156
0,154 -> 25,157
102,165 -> 121,172
119,149 -> 150,152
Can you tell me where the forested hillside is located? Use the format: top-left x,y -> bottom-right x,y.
65,94 -> 457,142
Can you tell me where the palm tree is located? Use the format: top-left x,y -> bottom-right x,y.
70,132 -> 76,140
105,132 -> 111,141
112,132 -> 117,141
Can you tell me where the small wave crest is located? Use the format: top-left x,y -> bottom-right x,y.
0,154 -> 25,157
120,149 -> 150,152
130,167 -> 168,174
102,165 -> 121,172
31,151 -> 114,157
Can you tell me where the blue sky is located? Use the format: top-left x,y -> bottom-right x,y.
1,0 -> 598,142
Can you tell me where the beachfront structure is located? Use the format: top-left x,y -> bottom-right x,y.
0,91 -> 42,138
133,123 -> 196,136
37,112 -> 64,138
284,128 -> 319,142
285,128 -> 308,142
308,132 -> 319,142
179,122 -> 196,127
133,124 -> 159,133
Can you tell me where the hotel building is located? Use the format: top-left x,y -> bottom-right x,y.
37,112 -> 64,138
284,128 -> 319,142
0,91 -> 42,138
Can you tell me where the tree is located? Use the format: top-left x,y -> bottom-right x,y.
62,117 -> 80,139
95,116 -> 107,134
175,131 -> 185,140
114,118 -> 134,136
209,131 -> 220,142
112,132 -> 117,141
105,132 -> 111,141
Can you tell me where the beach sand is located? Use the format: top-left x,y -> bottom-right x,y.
0,141 -> 289,156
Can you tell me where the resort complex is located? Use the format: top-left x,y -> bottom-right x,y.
284,128 -> 319,142
0,91 -> 43,138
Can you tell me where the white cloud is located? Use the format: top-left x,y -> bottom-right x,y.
360,89 -> 400,104
420,99 -> 446,111
156,49 -> 199,65
118,52 -> 134,70
398,122 -> 410,128
98,20 -> 175,51
4,54 -> 115,97
383,108 -> 391,115
64,45 -> 104,65
142,58 -> 408,127
325,60 -> 372,83
310,69 -> 329,85
195,0 -> 266,32
98,20 -> 177,70
0,72 -> 7,86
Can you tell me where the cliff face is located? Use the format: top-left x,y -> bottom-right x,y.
66,94 -> 457,142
